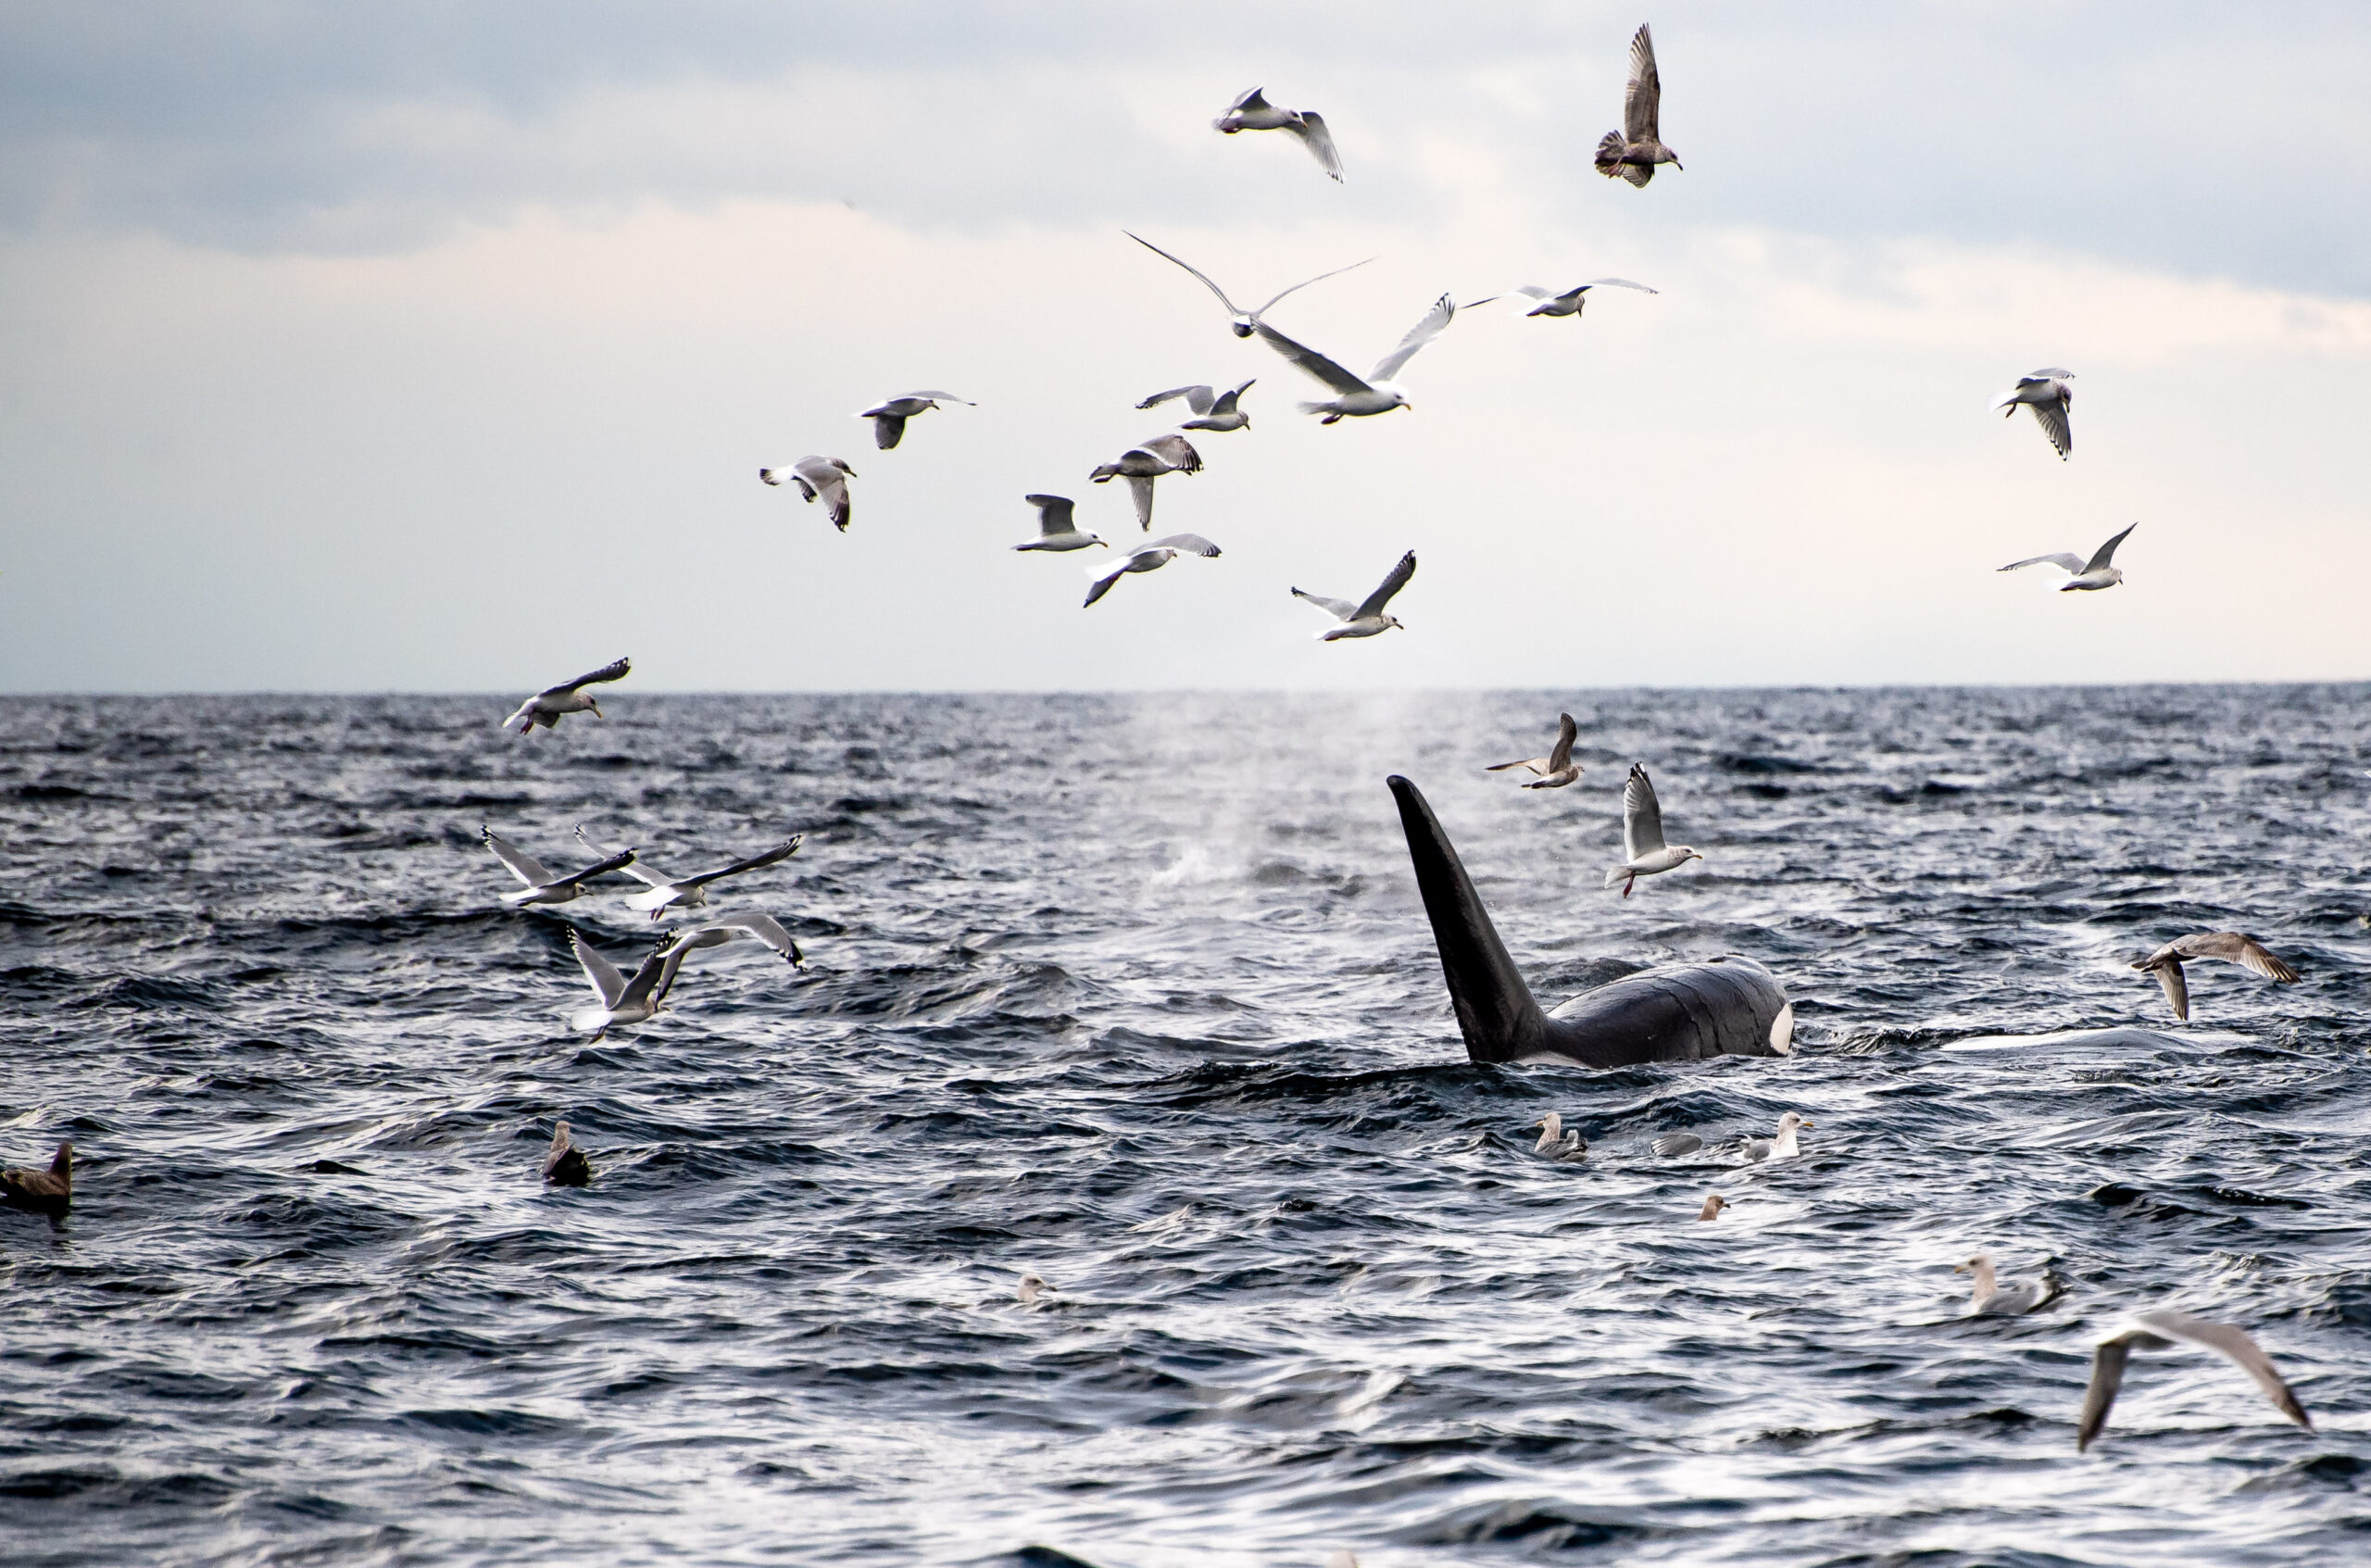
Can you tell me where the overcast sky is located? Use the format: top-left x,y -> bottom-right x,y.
4,2 -> 2368,692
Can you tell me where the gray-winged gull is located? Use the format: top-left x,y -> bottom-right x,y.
760,456 -> 857,531
1083,533 -> 1222,608
568,930 -> 681,1039
1991,369 -> 2075,458
857,391 -> 972,451
1256,294 -> 1456,422
1603,763 -> 1704,896
1211,87 -> 1344,181
1739,1111 -> 1813,1162
504,657 -> 629,734
2076,1309 -> 2311,1450
1136,379 -> 1255,433
2131,932 -> 2300,1022
1530,1111 -> 1587,1161
1465,279 -> 1659,318
1011,494 -> 1107,553
1999,523 -> 2135,592
1956,1254 -> 2062,1315
1089,433 -> 1202,531
655,910 -> 805,971
1124,232 -> 1372,338
577,828 -> 804,921
482,827 -> 635,908
1293,550 -> 1414,641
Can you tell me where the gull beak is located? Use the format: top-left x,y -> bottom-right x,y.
1800,1120 -> 1816,1129
1952,1262 -> 1970,1274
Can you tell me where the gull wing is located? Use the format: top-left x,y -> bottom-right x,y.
1227,86 -> 1270,116
1287,111 -> 1344,181
1025,494 -> 1078,536
482,827 -> 554,888
1999,553 -> 2087,575
578,824 -> 672,888
1292,587 -> 1359,621
1252,320 -> 1372,395
794,457 -> 853,529
2139,957 -> 2191,1022
1211,379 -> 1255,414
1145,533 -> 1221,558
1625,23 -> 1662,145
2083,522 -> 2136,573
571,930 -> 627,1010
2026,368 -> 2076,382
616,947 -> 675,1011
549,847 -> 636,891
1124,232 -> 1245,318
1083,560 -> 1131,608
1250,255 -> 1375,318
1546,712 -> 1578,772
678,834 -> 804,892
1584,277 -> 1660,294
1141,433 -> 1203,472
542,657 -> 631,699
906,390 -> 972,404
665,911 -> 804,968
2076,1334 -> 2148,1450
1369,295 -> 1456,383
1137,385 -> 1214,414
2027,397 -> 2072,458
1353,550 -> 1416,620
2170,932 -> 2300,982
1485,757 -> 1548,774
1125,475 -> 1155,531
2132,1310 -> 2313,1433
1623,763 -> 1667,859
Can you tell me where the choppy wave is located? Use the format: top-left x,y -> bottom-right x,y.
1,686 -> 2367,1566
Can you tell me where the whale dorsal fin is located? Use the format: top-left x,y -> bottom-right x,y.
1388,775 -> 1545,1062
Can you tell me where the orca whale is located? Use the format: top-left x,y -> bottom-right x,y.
1390,774 -> 1793,1067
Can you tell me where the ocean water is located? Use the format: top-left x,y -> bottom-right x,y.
1,686 -> 2366,1568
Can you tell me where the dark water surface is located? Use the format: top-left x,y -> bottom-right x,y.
3,688 -> 2367,1567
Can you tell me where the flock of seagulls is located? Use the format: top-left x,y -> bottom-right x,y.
6,23 -> 2323,1488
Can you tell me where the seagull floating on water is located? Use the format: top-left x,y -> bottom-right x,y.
1697,1193 -> 1729,1221
1999,523 -> 2135,592
1211,87 -> 1343,181
2131,932 -> 2301,1022
760,456 -> 857,531
1956,1254 -> 2062,1316
1739,1111 -> 1813,1163
655,910 -> 806,971
1011,494 -> 1106,553
1124,232 -> 1372,339
481,827 -> 635,908
543,1122 -> 591,1185
1991,369 -> 2075,459
1018,1273 -> 1049,1306
1136,380 -> 1255,433
1603,763 -> 1703,896
1487,712 -> 1582,788
1530,1111 -> 1587,1161
1083,533 -> 1223,608
1,1141 -> 71,1217
1257,295 -> 1456,423
2076,1309 -> 2311,1451
578,828 -> 804,921
503,658 -> 630,735
568,930 -> 680,1039
1596,24 -> 1682,184
1465,279 -> 1658,318
857,391 -> 972,451
1293,551 -> 1414,641
1089,433 -> 1202,532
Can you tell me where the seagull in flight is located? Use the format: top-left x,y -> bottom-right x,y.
1083,533 -> 1222,608
1603,763 -> 1703,896
1211,87 -> 1344,181
1465,279 -> 1658,318
1089,433 -> 1202,531
1257,294 -> 1456,422
1136,380 -> 1255,433
655,910 -> 807,971
2131,932 -> 2301,1022
759,457 -> 857,531
1486,713 -> 1582,788
1124,232 -> 1372,338
567,930 -> 681,1039
577,828 -> 805,921
503,658 -> 629,735
2076,1310 -> 2311,1451
482,827 -> 636,908
857,391 -> 972,451
1010,494 -> 1106,553
1992,369 -> 2075,458
1292,550 -> 1415,640
1999,523 -> 2135,592
1596,24 -> 1682,184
